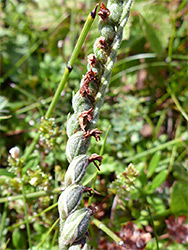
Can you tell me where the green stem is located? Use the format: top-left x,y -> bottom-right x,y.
0,188 -> 62,203
0,202 -> 8,242
22,4 -> 98,162
110,61 -> 181,83
92,218 -> 123,245
22,132 -> 40,162
125,137 -> 184,163
45,4 -> 98,119
36,218 -> 60,250
147,207 -> 159,250
7,202 -> 58,231
20,176 -> 32,249
170,92 -> 188,122
168,117 -> 182,173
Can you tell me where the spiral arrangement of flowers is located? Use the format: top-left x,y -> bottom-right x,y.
58,1 -> 133,249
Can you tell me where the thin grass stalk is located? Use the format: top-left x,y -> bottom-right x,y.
92,218 -> 123,245
22,5 -> 98,162
0,202 -> 8,243
20,175 -> 32,250
36,218 -> 60,250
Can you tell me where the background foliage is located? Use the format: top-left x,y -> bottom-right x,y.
0,0 -> 187,249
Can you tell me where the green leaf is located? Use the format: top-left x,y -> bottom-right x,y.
147,151 -> 161,178
12,229 -> 27,249
0,168 -> 15,178
170,181 -> 188,215
0,96 -> 8,111
151,170 -> 168,190
146,170 -> 168,192
140,16 -> 163,55
135,2 -> 173,53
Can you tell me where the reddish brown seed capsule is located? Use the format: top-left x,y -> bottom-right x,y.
98,2 -> 110,21
87,54 -> 98,68
88,153 -> 103,170
79,108 -> 93,131
80,69 -> 97,98
84,128 -> 103,142
95,36 -> 108,50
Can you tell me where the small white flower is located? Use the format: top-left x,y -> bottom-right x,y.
9,146 -> 20,159
29,177 -> 38,186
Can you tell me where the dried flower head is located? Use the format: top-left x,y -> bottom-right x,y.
119,222 -> 151,250
84,129 -> 103,141
79,108 -> 93,131
88,153 -> 103,170
99,222 -> 151,250
98,2 -> 110,21
95,36 -> 108,50
165,215 -> 188,244
87,54 -> 97,68
80,69 -> 97,98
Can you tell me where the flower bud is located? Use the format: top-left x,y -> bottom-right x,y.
93,37 -> 108,64
98,20 -> 115,41
58,184 -> 84,220
60,208 -> 92,245
9,146 -> 20,159
107,1 -> 123,25
67,113 -> 80,138
72,92 -> 92,114
64,155 -> 90,187
66,131 -> 90,163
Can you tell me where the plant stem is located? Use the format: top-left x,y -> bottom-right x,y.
20,175 -> 32,250
125,137 -> 184,163
36,218 -> 60,250
147,207 -> 160,250
92,218 -> 123,245
0,202 -> 8,242
0,188 -> 62,203
170,92 -> 188,122
7,202 -> 58,231
45,4 -> 98,119
22,4 -> 99,162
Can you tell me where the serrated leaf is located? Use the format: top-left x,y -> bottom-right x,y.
147,151 -> 161,178
170,181 -> 188,215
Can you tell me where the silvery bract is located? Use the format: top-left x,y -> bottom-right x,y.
58,184 -> 84,220
60,208 -> 92,245
64,155 -> 90,187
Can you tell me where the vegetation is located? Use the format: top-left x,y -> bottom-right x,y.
0,0 -> 187,249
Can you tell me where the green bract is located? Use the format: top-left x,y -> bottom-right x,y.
72,92 -> 92,114
66,131 -> 90,163
58,184 -> 84,219
64,155 -> 90,187
67,113 -> 80,138
107,2 -> 123,26
60,208 -> 92,245
98,20 -> 115,41
93,39 -> 107,64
